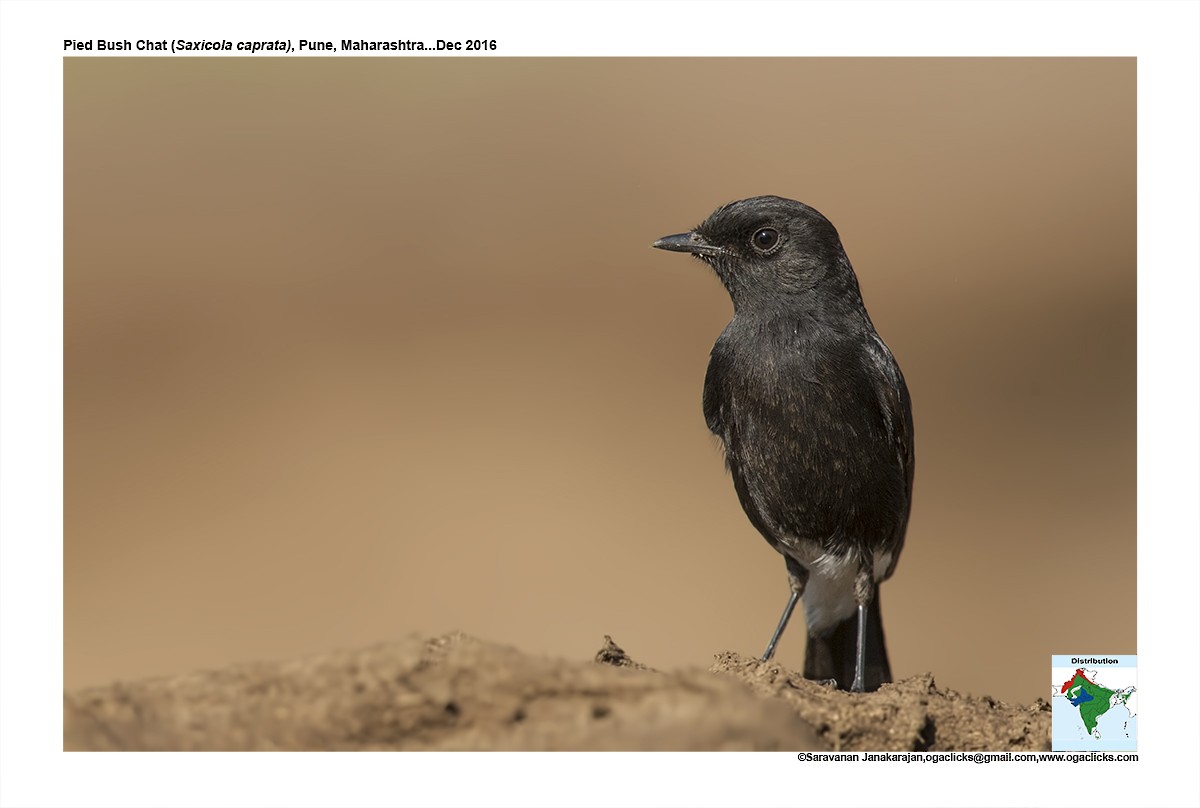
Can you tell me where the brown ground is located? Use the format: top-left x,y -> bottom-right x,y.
64,633 -> 1049,752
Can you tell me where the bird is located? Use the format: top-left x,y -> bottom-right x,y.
652,195 -> 914,693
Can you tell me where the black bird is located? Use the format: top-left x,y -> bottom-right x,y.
652,196 -> 914,693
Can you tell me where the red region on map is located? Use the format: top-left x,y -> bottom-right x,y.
1059,667 -> 1096,693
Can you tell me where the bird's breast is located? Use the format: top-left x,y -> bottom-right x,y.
714,335 -> 907,555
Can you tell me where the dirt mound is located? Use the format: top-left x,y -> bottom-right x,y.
710,651 -> 1050,752
64,633 -> 1049,751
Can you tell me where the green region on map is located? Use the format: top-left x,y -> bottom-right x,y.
1066,673 -> 1115,734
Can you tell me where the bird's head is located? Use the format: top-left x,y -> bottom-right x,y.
653,195 -> 860,313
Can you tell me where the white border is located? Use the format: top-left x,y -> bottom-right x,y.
2,2 -> 1197,807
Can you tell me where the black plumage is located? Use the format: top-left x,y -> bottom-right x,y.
653,196 -> 914,692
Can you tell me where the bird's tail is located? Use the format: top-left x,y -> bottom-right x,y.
803,593 -> 891,692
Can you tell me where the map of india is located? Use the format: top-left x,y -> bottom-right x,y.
1061,669 -> 1114,733
1050,656 -> 1137,752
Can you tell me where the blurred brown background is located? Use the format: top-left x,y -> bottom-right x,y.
65,58 -> 1134,705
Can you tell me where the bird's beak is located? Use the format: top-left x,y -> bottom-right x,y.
652,232 -> 723,257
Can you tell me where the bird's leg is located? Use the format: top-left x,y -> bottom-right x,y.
850,563 -> 874,693
761,557 -> 807,662
761,591 -> 798,662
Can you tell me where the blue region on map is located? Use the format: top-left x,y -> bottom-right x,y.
1067,688 -> 1094,707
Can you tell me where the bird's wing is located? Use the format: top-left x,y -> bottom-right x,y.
866,333 -> 914,577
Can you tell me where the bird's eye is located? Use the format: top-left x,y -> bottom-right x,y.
751,227 -> 781,253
